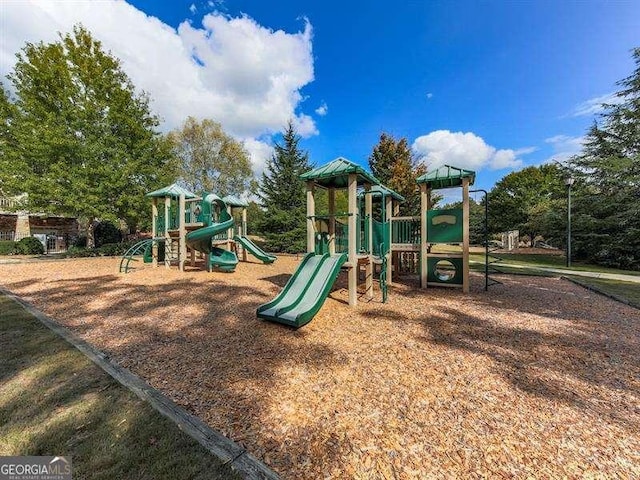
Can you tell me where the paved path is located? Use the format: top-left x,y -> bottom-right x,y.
471,260 -> 640,283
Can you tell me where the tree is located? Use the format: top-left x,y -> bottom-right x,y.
570,48 -> 640,269
168,117 -> 254,196
0,25 -> 175,247
258,121 -> 311,253
368,133 -> 433,215
488,164 -> 566,245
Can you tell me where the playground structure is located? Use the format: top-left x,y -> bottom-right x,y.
257,158 -> 475,328
119,183 -> 275,273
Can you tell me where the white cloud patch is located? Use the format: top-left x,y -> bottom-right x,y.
426,92 -> 433,99
242,137 -> 274,176
570,92 -> 622,117
412,130 -> 533,172
315,101 -> 328,116
0,0 -> 317,175
189,3 -> 197,14
544,134 -> 585,163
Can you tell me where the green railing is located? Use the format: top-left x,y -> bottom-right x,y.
391,216 -> 421,245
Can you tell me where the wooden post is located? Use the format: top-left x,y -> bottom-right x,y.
328,187 -> 336,255
420,183 -> 428,289
364,183 -> 373,299
226,205 -> 233,251
306,181 -> 315,254
164,196 -> 171,269
385,195 -> 393,286
151,198 -> 158,267
178,193 -> 186,272
348,173 -> 358,306
241,207 -> 247,262
462,177 -> 470,293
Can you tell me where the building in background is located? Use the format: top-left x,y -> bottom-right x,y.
0,195 -> 78,253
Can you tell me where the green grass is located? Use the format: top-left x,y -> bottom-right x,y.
565,277 -> 640,309
468,251 -> 640,276
0,294 -> 239,480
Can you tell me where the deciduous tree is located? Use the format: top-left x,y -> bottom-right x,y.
168,117 -> 254,196
0,25 -> 174,247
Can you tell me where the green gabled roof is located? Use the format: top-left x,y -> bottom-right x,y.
222,195 -> 248,207
416,165 -> 476,190
146,183 -> 198,198
357,184 -> 405,202
300,157 -> 380,188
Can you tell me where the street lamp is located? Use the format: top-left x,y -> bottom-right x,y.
564,175 -> 575,267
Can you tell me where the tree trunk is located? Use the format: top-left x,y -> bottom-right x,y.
86,219 -> 96,248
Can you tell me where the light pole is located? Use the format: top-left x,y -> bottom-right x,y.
564,175 -> 575,267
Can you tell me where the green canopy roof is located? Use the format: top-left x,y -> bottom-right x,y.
300,157 -> 380,189
146,183 -> 197,198
357,184 -> 405,202
222,195 -> 248,207
416,165 -> 476,190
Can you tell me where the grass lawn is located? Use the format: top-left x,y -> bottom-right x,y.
469,250 -> 640,276
0,293 -> 239,480
565,277 -> 640,309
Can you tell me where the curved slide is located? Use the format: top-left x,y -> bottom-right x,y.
186,205 -> 238,272
257,252 -> 347,328
234,235 -> 276,264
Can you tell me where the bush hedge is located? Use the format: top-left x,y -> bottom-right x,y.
0,240 -> 16,255
16,237 -> 45,255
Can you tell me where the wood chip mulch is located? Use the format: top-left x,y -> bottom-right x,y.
1,256 -> 639,479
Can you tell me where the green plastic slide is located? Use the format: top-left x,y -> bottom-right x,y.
234,235 -> 276,264
186,199 -> 238,272
257,252 -> 347,328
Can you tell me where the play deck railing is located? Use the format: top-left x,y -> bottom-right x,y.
391,216 -> 421,245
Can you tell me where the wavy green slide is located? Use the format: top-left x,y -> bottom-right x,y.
186,198 -> 238,272
234,235 -> 276,264
257,252 -> 347,328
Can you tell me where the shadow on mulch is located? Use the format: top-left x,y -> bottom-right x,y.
2,272 -> 347,475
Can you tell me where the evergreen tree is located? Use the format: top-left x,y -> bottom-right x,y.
368,133 -> 434,215
258,121 -> 311,253
0,25 -> 175,247
570,47 -> 640,269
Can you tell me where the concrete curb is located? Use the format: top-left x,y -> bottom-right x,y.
560,276 -> 639,310
0,287 -> 280,480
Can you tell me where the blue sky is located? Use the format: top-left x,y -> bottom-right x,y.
2,1 -> 639,194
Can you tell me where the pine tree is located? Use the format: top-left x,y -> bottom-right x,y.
570,48 -> 640,269
258,121 -> 311,253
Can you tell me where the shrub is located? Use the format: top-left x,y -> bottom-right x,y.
95,221 -> 122,247
16,237 -> 45,255
0,240 -> 16,255
73,235 -> 87,248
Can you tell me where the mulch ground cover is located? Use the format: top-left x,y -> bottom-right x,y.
1,255 -> 638,478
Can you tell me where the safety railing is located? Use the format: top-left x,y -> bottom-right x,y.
391,216 -> 421,245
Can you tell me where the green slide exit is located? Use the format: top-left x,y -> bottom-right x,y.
234,235 -> 276,264
257,252 -> 347,328
186,201 -> 238,272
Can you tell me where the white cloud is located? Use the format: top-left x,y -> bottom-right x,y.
570,92 -> 622,117
544,134 -> 585,163
242,137 -> 273,176
0,0 -> 317,147
412,130 -> 532,172
426,92 -> 433,99
189,3 -> 197,14
315,101 -> 328,116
